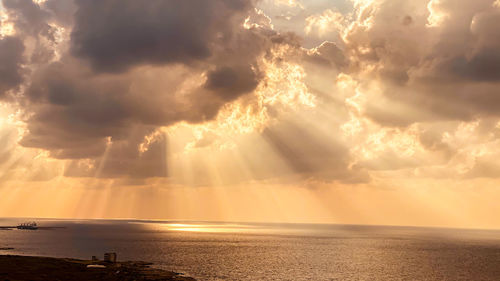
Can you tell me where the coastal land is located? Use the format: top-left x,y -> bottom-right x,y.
0,255 -> 195,281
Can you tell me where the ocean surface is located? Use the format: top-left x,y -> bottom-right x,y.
1,218 -> 500,281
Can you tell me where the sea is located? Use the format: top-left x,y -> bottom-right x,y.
1,218 -> 499,281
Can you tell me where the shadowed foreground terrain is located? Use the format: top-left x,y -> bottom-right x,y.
0,255 -> 195,281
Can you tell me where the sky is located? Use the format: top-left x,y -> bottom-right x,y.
1,0 -> 500,229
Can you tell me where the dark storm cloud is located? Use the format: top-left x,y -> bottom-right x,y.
20,60 -> 207,161
21,61 -> 134,156
446,50 -> 500,83
439,8 -> 500,82
205,65 -> 261,101
42,0 -> 76,27
2,0 -> 68,66
3,0 -> 307,180
0,36 -> 24,98
70,0 -> 253,73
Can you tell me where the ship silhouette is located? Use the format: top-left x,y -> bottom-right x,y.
17,222 -> 38,230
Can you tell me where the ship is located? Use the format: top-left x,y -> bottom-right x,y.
17,222 -> 38,230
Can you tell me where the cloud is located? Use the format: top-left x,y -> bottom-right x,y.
204,65 -> 261,101
0,0 -> 315,182
20,58 -> 225,161
0,36 -> 24,98
342,0 -> 500,124
305,9 -> 345,37
305,41 -> 347,69
5,0 -> 500,185
70,0 -> 253,73
2,0 -> 52,37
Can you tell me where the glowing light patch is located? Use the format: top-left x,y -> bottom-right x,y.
305,9 -> 346,37
349,0 -> 379,30
135,222 -> 270,234
426,0 -> 448,27
274,0 -> 303,9
48,23 -> 66,61
139,130 -> 163,154
341,113 -> 363,137
244,9 -> 274,30
0,12 -> 15,37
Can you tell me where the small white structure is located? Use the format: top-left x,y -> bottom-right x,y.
104,252 -> 117,263
87,265 -> 106,269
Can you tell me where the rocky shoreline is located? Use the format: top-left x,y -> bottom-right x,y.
0,255 -> 196,281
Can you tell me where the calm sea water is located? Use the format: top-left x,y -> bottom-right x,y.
1,218 -> 499,281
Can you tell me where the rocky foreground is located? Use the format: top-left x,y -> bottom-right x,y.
0,255 -> 195,281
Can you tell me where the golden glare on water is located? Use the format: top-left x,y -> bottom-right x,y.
149,222 -> 311,235
161,223 -> 255,233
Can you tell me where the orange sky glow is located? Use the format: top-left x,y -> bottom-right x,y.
1,0 -> 500,229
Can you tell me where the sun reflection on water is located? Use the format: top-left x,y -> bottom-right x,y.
162,223 -> 257,233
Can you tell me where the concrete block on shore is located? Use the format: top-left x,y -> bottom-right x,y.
104,252 -> 117,263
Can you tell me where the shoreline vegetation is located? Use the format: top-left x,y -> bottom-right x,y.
0,255 -> 196,281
